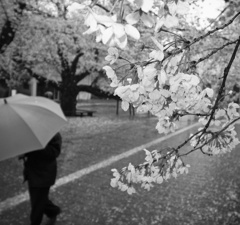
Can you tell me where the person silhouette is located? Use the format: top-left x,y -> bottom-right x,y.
21,132 -> 62,225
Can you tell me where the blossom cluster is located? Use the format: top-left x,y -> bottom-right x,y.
80,0 -> 189,49
79,0 -> 240,194
190,126 -> 240,155
190,102 -> 240,155
103,46 -> 215,134
110,149 -> 190,194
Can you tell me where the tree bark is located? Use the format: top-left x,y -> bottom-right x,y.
60,90 -> 78,116
60,75 -> 78,116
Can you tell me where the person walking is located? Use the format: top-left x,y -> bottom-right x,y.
20,132 -> 62,225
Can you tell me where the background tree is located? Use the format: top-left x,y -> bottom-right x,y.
0,0 -> 122,115
0,0 -> 28,93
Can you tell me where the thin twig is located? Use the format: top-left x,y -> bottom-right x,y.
162,12 -> 240,62
119,0 -> 124,23
168,38 -> 240,158
180,116 -> 240,157
110,0 -> 120,15
190,12 -> 240,48
94,3 -> 110,12
188,39 -> 239,68
204,36 -> 240,129
202,5 -> 229,31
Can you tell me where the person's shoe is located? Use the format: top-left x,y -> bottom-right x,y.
44,207 -> 61,225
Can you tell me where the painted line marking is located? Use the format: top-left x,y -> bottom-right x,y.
0,122 -> 199,213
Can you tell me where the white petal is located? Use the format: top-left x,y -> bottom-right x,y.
102,66 -> 116,79
167,2 -> 177,15
125,24 -> 140,40
149,50 -> 164,61
164,15 -> 179,28
122,101 -> 129,111
112,23 -> 125,38
176,1 -> 190,15
155,18 -> 165,32
115,34 -> 128,49
102,27 -> 114,45
95,14 -> 114,27
136,0 -> 154,13
190,75 -> 200,86
125,11 -> 140,25
205,88 -> 214,98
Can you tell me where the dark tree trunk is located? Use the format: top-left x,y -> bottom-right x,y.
57,43 -> 80,116
56,43 -> 119,116
60,90 -> 78,116
60,75 -> 78,116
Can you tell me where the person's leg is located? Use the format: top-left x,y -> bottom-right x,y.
28,186 -> 49,225
44,191 -> 61,225
44,198 -> 61,218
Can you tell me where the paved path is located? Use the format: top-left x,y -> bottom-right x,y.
1,113 -> 240,225
0,123 -> 198,214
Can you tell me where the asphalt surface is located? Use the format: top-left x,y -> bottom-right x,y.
1,100 -> 240,225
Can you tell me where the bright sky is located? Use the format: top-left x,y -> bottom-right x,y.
188,0 -> 226,28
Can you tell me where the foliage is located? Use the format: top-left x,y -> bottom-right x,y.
0,0 -> 121,115
78,0 -> 240,194
1,0 -> 143,111
0,0 -> 29,88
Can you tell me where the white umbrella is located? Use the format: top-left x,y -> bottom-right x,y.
0,94 -> 67,161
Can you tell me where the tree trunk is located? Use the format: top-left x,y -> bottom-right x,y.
60,76 -> 78,116
60,90 -> 78,116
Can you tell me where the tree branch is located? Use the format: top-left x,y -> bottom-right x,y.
93,3 -> 110,12
202,5 -> 230,31
187,38 -> 239,69
179,116 -> 240,157
158,37 -> 240,161
204,36 -> 240,129
76,84 -> 120,100
162,12 -> 240,62
171,36 -> 240,158
190,12 -> 240,47
71,50 -> 84,75
74,70 -> 91,84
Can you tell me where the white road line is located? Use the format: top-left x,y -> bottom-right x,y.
0,122 -> 199,214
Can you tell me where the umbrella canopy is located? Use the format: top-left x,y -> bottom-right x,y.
0,94 -> 67,161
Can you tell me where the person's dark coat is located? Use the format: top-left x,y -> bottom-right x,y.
23,133 -> 62,187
